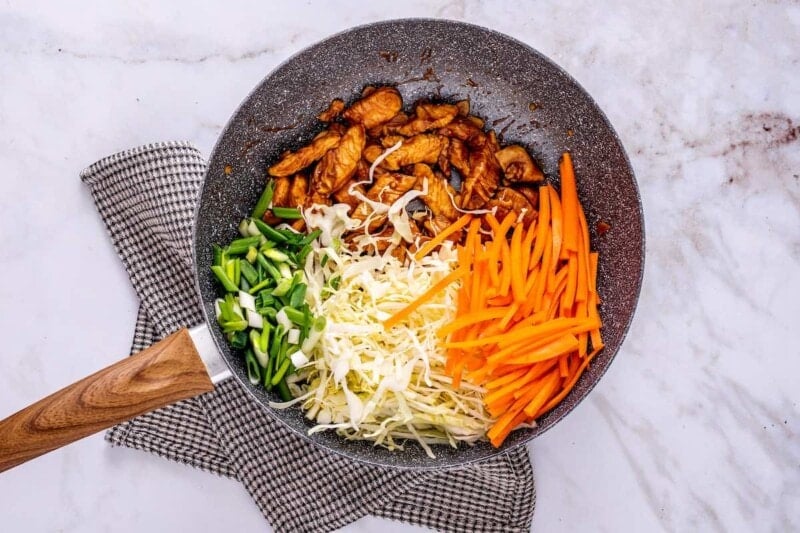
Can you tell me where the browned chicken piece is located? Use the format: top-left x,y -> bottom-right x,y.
437,117 -> 484,144
342,87 -> 403,130
446,137 -> 470,178
317,98 -> 345,122
311,124 -> 366,195
307,190 -> 333,208
455,99 -> 470,116
486,187 -> 537,226
424,214 -> 465,242
412,164 -> 458,220
289,174 -> 309,207
367,111 -> 409,138
380,134 -> 447,170
332,178 -> 365,211
268,130 -> 341,177
461,139 -> 501,209
362,144 -> 383,163
466,115 -> 485,129
351,173 -> 418,230
516,185 -> 539,207
381,134 -> 405,148
353,159 -> 370,182
394,103 -> 459,136
291,218 -> 307,232
487,130 -> 501,153
495,145 -> 545,184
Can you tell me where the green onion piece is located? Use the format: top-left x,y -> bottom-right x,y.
278,263 -> 292,279
252,218 -> 289,243
211,266 -> 239,292
301,305 -> 311,339
259,322 -> 271,353
240,260 -> 259,286
239,276 -> 250,292
221,319 -> 248,333
271,206 -> 302,220
251,180 -> 274,220
227,330 -> 248,349
329,275 -> 341,291
248,278 -> 272,295
272,278 -> 293,297
257,291 -> 275,308
226,236 -> 262,256
244,349 -> 261,385
282,306 -> 309,327
256,253 -> 282,281
263,248 -> 289,263
238,219 -> 251,237
245,246 -> 259,264
298,229 -> 322,247
232,257 -> 241,286
212,244 -> 225,267
275,378 -> 292,401
260,307 -> 278,322
289,283 -> 307,309
320,253 -> 329,267
313,315 -> 327,331
271,359 -> 292,386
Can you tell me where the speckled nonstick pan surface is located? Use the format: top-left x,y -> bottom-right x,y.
194,19 -> 644,469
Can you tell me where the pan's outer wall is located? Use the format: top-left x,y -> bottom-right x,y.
194,19 -> 644,469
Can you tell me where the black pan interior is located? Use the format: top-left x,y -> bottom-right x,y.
194,19 -> 644,469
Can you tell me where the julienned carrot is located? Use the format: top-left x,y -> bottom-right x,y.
510,223 -> 526,303
384,266 -> 467,330
434,152 -> 602,448
559,152 -> 580,254
414,213 -> 472,260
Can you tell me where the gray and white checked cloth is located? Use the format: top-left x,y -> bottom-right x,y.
80,141 -> 536,533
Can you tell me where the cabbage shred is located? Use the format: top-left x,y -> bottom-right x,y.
279,203 -> 493,457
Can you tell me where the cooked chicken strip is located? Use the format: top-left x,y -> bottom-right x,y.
351,173 -> 418,230
343,87 -> 403,130
461,138 -> 501,209
268,130 -> 341,177
394,103 -> 458,136
380,134 -> 447,170
413,164 -> 457,220
486,187 -> 537,226
317,98 -> 345,122
310,124 -> 366,195
495,145 -> 544,184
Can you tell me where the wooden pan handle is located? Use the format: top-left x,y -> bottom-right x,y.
0,328 -> 214,473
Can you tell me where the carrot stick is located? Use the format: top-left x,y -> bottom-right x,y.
529,185 -> 550,270
523,370 -> 562,417
499,334 -> 580,366
558,354 -> 570,377
535,347 -> 601,417
498,240 -> 512,297
437,307 -> 511,337
384,266 -> 467,329
485,368 -> 529,390
414,213 -> 472,260
561,255 -> 578,315
548,186 -> 563,274
520,222 -> 536,277
559,152 -> 580,254
533,234 -> 552,311
510,223 -> 526,303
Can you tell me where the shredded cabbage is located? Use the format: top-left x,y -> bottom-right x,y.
281,202 -> 493,457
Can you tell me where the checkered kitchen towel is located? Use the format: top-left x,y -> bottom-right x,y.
80,141 -> 536,533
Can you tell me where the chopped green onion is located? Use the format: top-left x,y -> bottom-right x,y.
251,180 -> 274,220
271,206 -> 302,220
232,258 -> 241,286
271,359 -> 292,386
272,278 -> 293,297
227,330 -> 248,349
245,246 -> 259,264
298,229 -> 322,247
213,244 -> 225,267
275,378 -> 292,401
239,276 -> 250,292
248,278 -> 272,295
221,319 -> 248,333
263,248 -> 290,263
226,236 -> 262,256
283,306 -> 309,327
289,283 -> 307,309
240,259 -> 259,286
244,349 -> 261,385
252,218 -> 289,242
278,263 -> 292,279
211,266 -> 239,292
320,253 -> 329,267
256,253 -> 282,281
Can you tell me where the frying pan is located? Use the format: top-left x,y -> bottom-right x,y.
0,19 -> 644,471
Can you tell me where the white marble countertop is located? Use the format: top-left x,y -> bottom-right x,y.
1,1 -> 798,531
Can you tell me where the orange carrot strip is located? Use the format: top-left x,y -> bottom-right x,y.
536,347 -> 601,417
559,152 -> 580,254
529,184 -> 550,270
498,240 -> 512,297
485,213 -> 501,234
510,223 -> 527,303
446,317 -> 590,350
498,334 -> 580,366
414,214 -> 472,260
488,293 -> 514,307
384,266 -> 467,329
488,411 -> 527,448
438,307 -> 511,337
575,204 -> 590,302
485,368 -> 530,390
558,354 -> 570,377
561,254 -> 578,315
498,302 -> 520,331
523,370 -> 562,417
521,222 -> 536,274
533,234 -> 552,311
548,186 -> 563,273
589,252 -> 599,294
